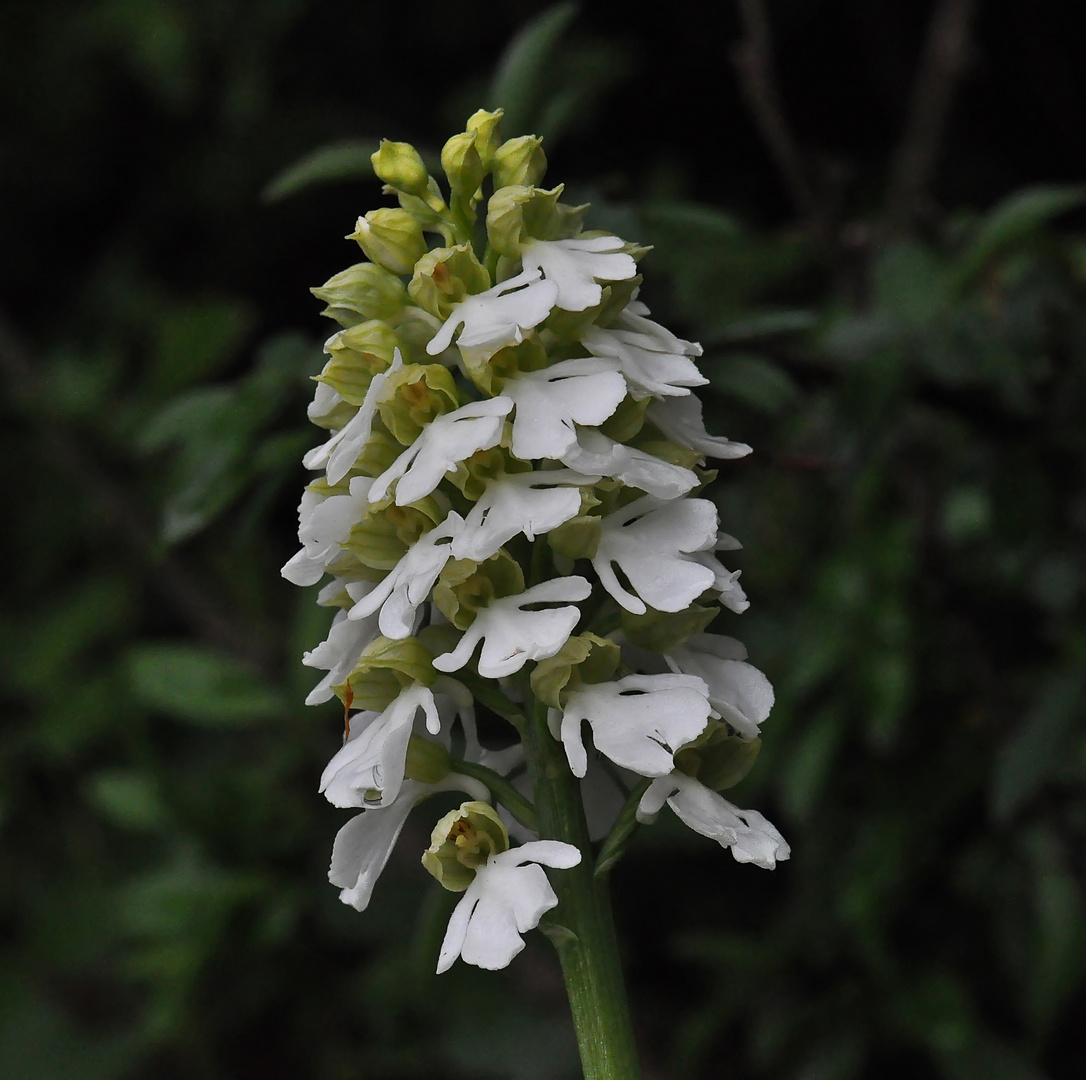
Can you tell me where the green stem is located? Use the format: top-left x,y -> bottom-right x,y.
521,696 -> 641,1079
451,759 -> 538,833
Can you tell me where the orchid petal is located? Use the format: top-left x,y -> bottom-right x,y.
647,395 -> 752,460
520,237 -> 637,312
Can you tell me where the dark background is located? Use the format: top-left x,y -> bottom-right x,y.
2,1 -> 1084,1077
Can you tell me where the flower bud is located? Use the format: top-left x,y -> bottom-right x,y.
493,135 -> 547,189
348,208 -> 427,275
466,108 -> 504,169
441,132 -> 485,203
332,634 -> 437,712
485,185 -> 533,257
408,243 -> 490,320
404,735 -> 452,785
422,801 -> 508,892
311,263 -> 407,326
371,139 -> 431,198
674,725 -> 762,791
318,319 -> 401,404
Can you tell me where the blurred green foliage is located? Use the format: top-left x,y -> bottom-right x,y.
2,2 -> 1084,1078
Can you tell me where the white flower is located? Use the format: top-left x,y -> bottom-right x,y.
689,534 -> 750,614
432,576 -> 591,679
425,268 -> 558,360
329,774 -> 489,912
503,357 -> 627,460
647,394 -> 752,460
280,477 -> 373,586
368,397 -> 513,506
666,634 -> 772,739
555,673 -> 714,778
520,237 -> 638,312
638,772 -> 790,869
319,683 -> 440,809
304,352 -> 404,485
580,303 -> 707,399
346,513 -> 464,638
592,495 -> 719,614
450,470 -> 596,563
302,586 -> 381,705
436,840 -> 581,972
559,428 -> 698,499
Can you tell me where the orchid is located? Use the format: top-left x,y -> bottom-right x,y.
367,397 -> 513,505
592,494 -> 720,614
520,236 -> 638,311
555,672 -> 714,778
503,357 -> 626,460
282,112 -> 789,1073
432,576 -> 591,679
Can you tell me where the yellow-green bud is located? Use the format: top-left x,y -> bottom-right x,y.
348,208 -> 427,275
620,602 -> 717,653
675,726 -> 762,791
332,634 -> 436,712
485,185 -> 533,257
466,108 -> 504,169
493,135 -> 547,189
408,243 -> 490,320
404,735 -> 452,785
344,493 -> 446,570
311,262 -> 408,326
433,552 -> 525,629
422,801 -> 508,892
377,362 -> 460,444
318,319 -> 401,404
531,633 -> 621,709
371,140 -> 430,198
441,132 -> 485,204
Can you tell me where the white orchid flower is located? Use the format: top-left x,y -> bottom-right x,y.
520,236 -> 638,312
559,428 -> 698,499
304,352 -> 404,485
319,683 -> 441,810
302,587 -> 381,705
329,774 -> 489,912
638,772 -> 790,869
592,495 -> 720,614
450,470 -> 597,563
432,576 -> 591,679
347,513 -> 464,638
555,673 -> 714,778
665,634 -> 774,740
280,477 -> 373,586
689,533 -> 750,614
436,840 -> 581,972
503,357 -> 627,460
580,301 -> 707,399
368,397 -> 513,506
647,394 -> 752,460
425,267 -> 558,360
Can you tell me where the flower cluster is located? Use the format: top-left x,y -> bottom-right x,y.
283,111 -> 789,974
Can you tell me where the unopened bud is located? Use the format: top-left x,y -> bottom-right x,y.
311,262 -> 407,325
441,132 -> 485,203
493,135 -> 547,189
371,140 -> 430,197
348,208 -> 427,275
466,108 -> 504,169
408,243 -> 490,319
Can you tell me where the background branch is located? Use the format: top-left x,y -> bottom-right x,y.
730,0 -> 814,222
885,0 -> 978,234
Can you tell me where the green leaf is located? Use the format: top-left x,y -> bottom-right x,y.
990,670 -> 1084,822
86,769 -> 170,832
703,353 -> 801,414
261,139 -> 380,202
953,184 -> 1086,288
149,297 -> 256,394
127,643 -> 285,726
488,2 -> 578,135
